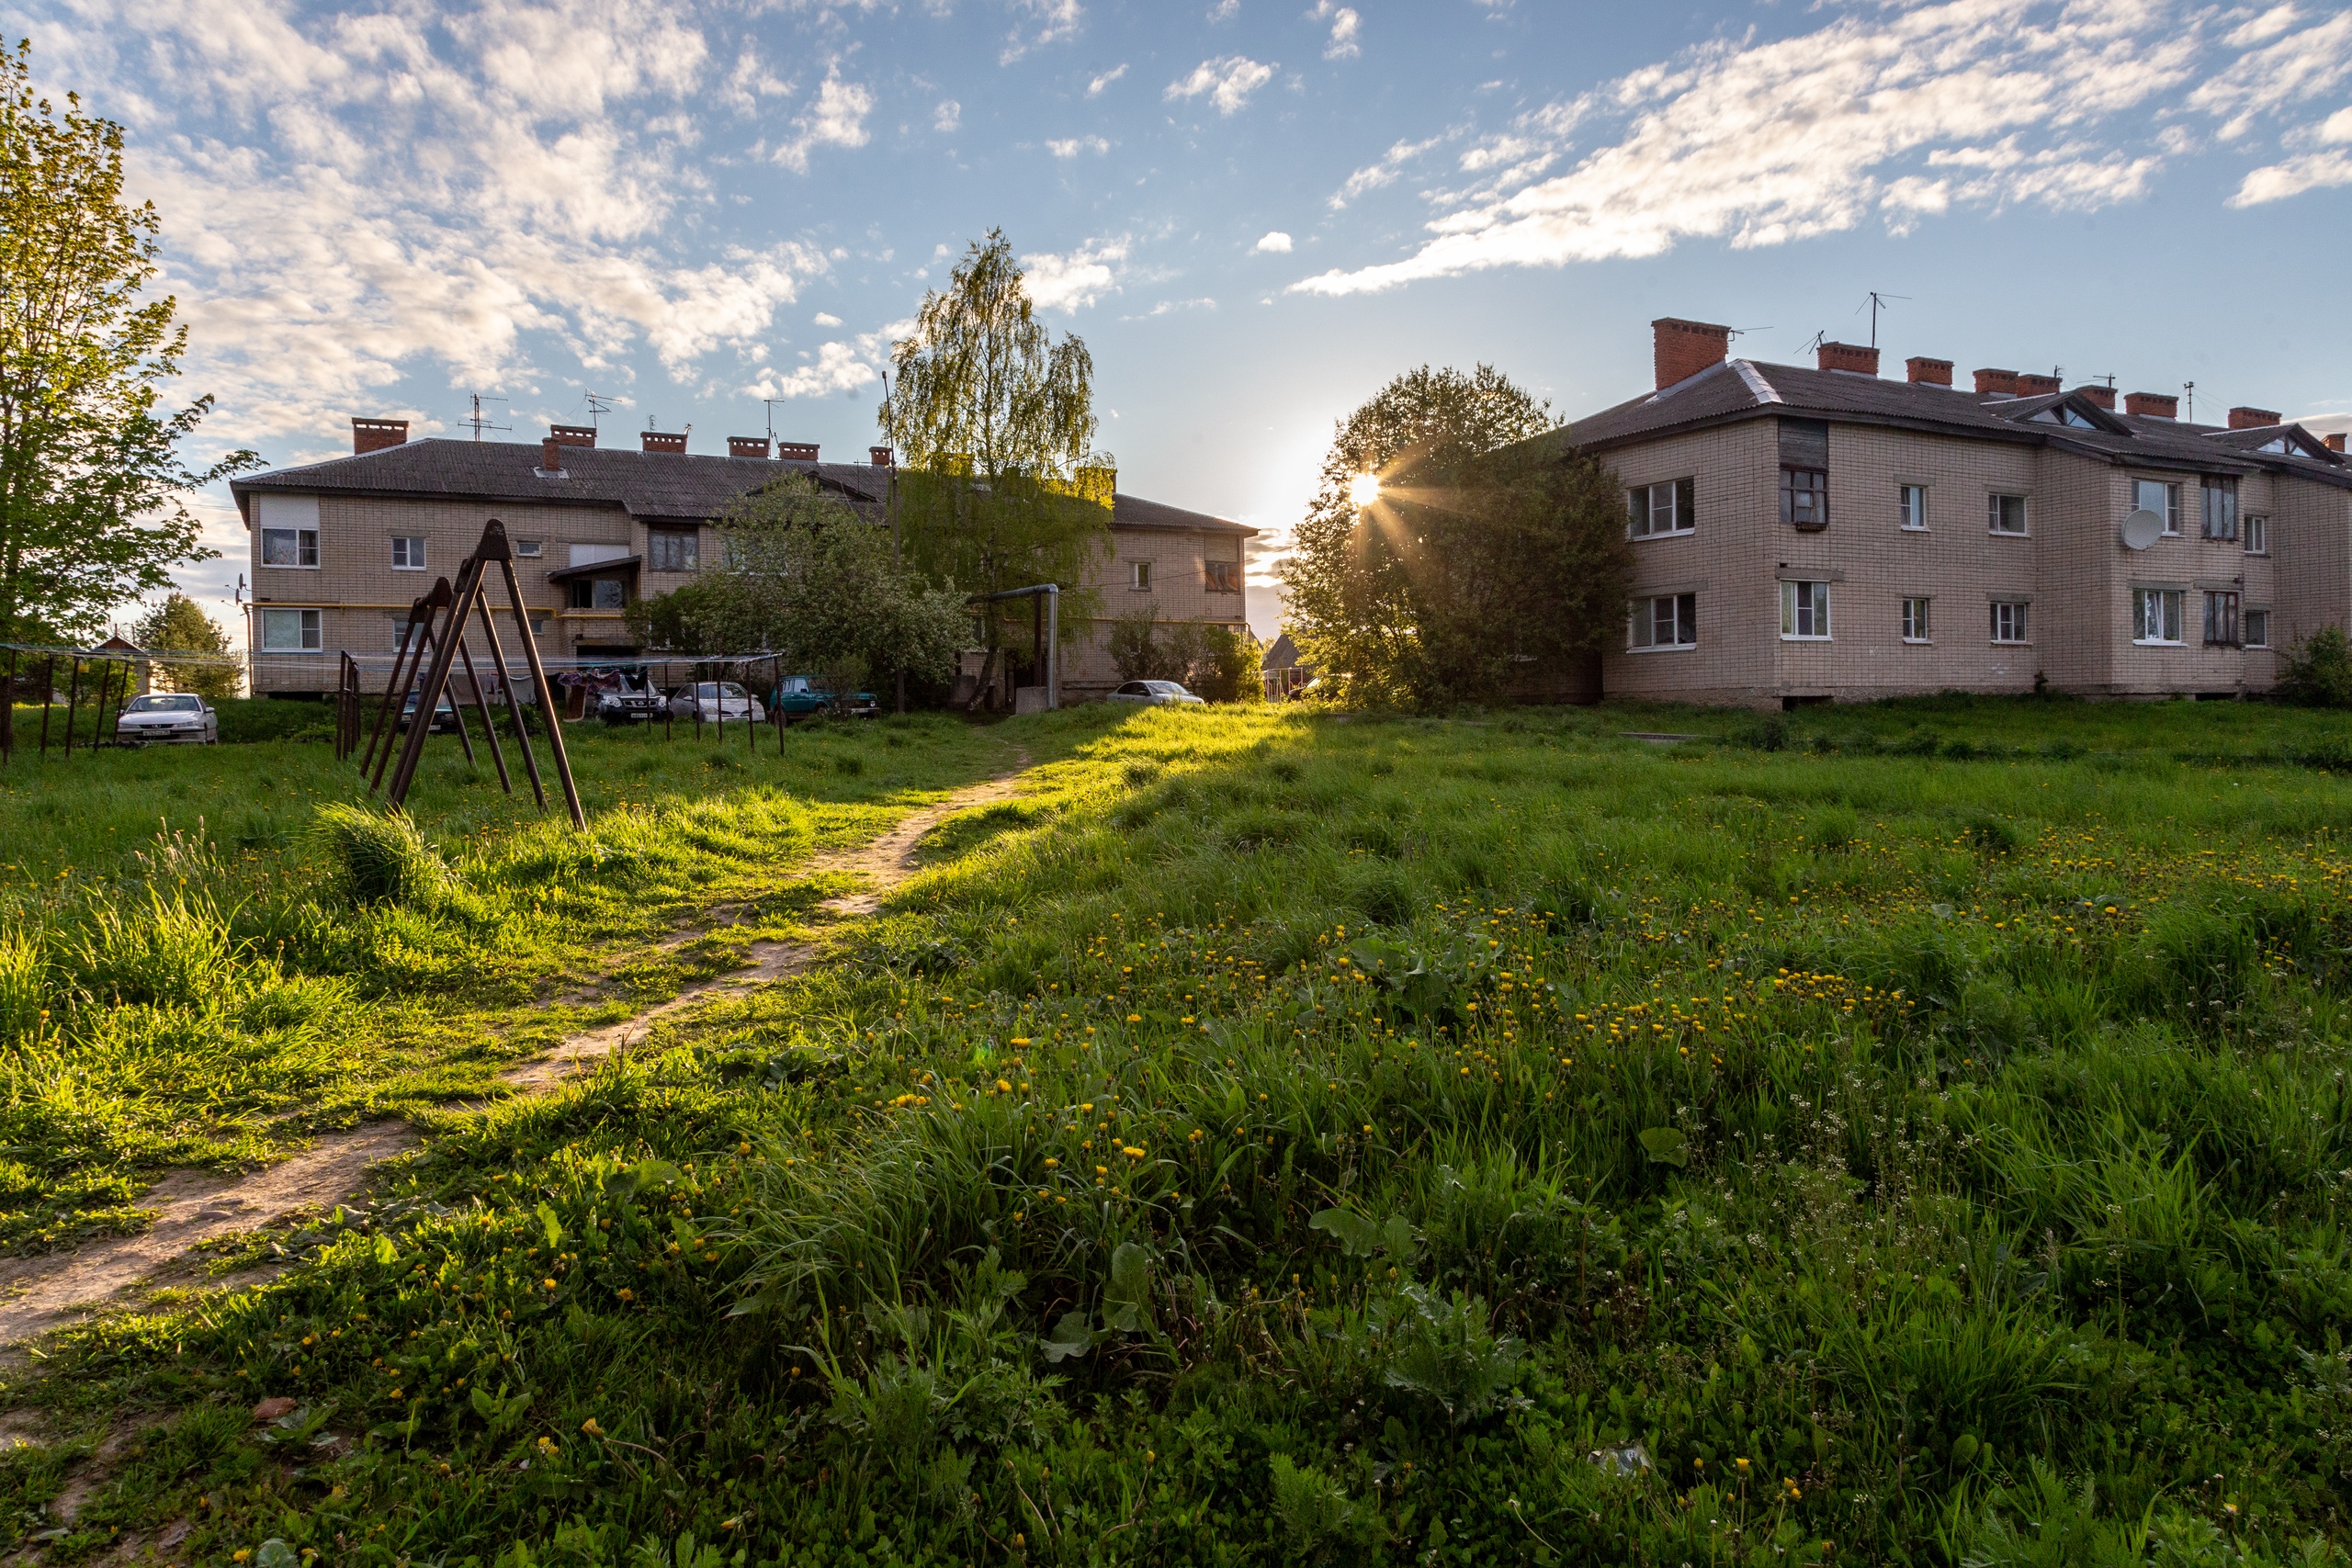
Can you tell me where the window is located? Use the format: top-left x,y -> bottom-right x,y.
2202,477 -> 2238,541
2245,514 -> 2269,556
1627,477 -> 1696,538
1130,561 -> 1152,592
1899,485 -> 1927,531
2203,591 -> 2241,648
1780,581 -> 1831,639
2133,588 -> 2183,644
261,527 -> 319,568
1780,467 -> 1827,529
1901,597 -> 1931,642
2134,479 -> 2181,535
516,538 -> 544,558
649,529 -> 699,572
569,579 -> 627,611
1204,559 -> 1239,592
2245,608 -> 2270,649
390,536 -> 426,570
259,608 -> 322,650
386,615 -> 427,653
1627,592 -> 1698,649
1987,494 -> 2029,535
1990,601 -> 2030,644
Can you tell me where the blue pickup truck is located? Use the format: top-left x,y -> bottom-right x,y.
770,674 -> 880,718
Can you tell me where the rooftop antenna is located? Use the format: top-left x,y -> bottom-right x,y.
1860,290 -> 1909,351
1801,330 -> 1828,355
583,391 -> 613,431
762,398 -> 782,443
462,392 -> 509,442
2098,372 -> 2117,389
2183,381 -> 2195,423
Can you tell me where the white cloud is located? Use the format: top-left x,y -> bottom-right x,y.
1046,134 -> 1112,156
1020,236 -> 1131,311
1166,55 -> 1277,115
1292,0 -> 2208,297
1208,0 -> 1240,19
1001,0 -> 1084,64
774,68 -> 874,172
1129,296 -> 1216,318
1310,2 -> 1361,61
1254,230 -> 1294,252
2188,6 -> 2352,141
814,311 -> 843,326
2230,149 -> 2352,204
748,340 -> 877,400
934,98 -> 961,132
1086,62 -> 1127,96
1329,135 -> 1444,209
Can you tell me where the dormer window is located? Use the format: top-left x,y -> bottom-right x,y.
2030,404 -> 2099,428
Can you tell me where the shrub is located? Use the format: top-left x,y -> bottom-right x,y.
2279,626 -> 2352,707
314,802 -> 450,907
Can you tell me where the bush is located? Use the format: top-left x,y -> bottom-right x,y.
2278,626 -> 2352,707
314,803 -> 450,906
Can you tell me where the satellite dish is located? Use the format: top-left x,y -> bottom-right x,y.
2120,509 -> 2165,550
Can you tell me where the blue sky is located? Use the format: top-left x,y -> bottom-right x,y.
23,0 -> 2352,637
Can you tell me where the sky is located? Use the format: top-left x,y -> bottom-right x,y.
20,0 -> 2352,641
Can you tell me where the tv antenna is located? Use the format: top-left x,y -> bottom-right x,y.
1801,330 -> 1828,355
2183,380 -> 2195,423
2097,372 -> 2116,389
461,392 -> 509,442
1859,290 -> 1908,350
583,391 -> 614,430
763,398 -> 784,442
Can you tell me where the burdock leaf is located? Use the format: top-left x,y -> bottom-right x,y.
1638,1127 -> 1690,1168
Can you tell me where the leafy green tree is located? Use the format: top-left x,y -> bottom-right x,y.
1283,365 -> 1631,709
0,39 -> 254,644
130,590 -> 236,698
878,230 -> 1112,650
627,475 -> 967,694
1107,604 -> 1257,700
2279,626 -> 2352,708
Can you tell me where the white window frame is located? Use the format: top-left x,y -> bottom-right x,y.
2134,479 -> 2181,536
516,538 -> 545,558
1627,478 -> 1696,539
1780,580 -> 1831,640
2132,588 -> 2184,646
1990,600 -> 2030,645
261,527 -> 319,569
1898,484 -> 1928,531
2245,514 -> 2269,557
1901,597 -> 1931,643
1626,592 -> 1697,651
1987,493 -> 2030,536
390,536 -> 426,570
2245,607 -> 2271,649
259,607 -> 322,651
1130,560 -> 1152,592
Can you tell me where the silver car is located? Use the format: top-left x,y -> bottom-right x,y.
115,694 -> 219,745
668,681 -> 767,724
1109,680 -> 1205,706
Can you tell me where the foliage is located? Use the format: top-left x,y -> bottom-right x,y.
312,803 -> 450,908
0,39 -> 255,644
878,230 -> 1113,643
1105,604 -> 1257,698
1284,364 -> 1632,709
130,591 -> 238,699
627,475 -> 968,693
2278,626 -> 2352,707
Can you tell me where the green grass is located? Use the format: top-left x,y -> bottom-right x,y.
5,696 -> 2352,1566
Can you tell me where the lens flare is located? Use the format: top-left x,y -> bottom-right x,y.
1348,472 -> 1382,509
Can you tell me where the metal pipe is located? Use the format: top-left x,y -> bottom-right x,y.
62,657 -> 80,759
471,579 -> 547,812
494,548 -> 584,829
38,657 -> 54,758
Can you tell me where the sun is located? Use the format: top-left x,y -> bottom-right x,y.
1348,472 -> 1382,509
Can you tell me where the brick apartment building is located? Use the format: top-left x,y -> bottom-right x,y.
230,422 -> 1252,701
1552,319 -> 2352,706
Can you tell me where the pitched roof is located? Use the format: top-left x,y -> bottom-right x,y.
231,437 -> 1256,535
1554,360 -> 2352,491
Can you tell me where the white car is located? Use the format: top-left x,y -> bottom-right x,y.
1109,680 -> 1205,706
669,681 -> 766,725
115,694 -> 219,745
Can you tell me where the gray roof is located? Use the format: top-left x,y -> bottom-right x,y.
1553,359 -> 2352,491
232,437 -> 1254,535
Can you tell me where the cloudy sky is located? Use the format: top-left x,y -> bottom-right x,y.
21,0 -> 2352,637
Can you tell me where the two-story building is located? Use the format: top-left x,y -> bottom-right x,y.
230,421 -> 1253,702
1549,319 -> 2352,706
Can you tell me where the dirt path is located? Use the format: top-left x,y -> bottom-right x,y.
0,767 -> 1026,1348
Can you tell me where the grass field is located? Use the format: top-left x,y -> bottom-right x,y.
4,695 -> 2351,1565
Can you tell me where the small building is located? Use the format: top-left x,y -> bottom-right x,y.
1261,632 -> 1313,699
89,636 -> 152,696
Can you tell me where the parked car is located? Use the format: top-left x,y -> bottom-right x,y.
770,674 -> 880,719
1110,680 -> 1205,706
594,671 -> 666,725
399,691 -> 461,732
669,682 -> 766,725
114,693 -> 218,745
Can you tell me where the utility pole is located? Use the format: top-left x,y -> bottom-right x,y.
2183,381 -> 2196,423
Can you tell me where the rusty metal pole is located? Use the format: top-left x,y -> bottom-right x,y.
38,657 -> 55,758
493,547 -> 584,829
1,647 -> 16,765
62,657 -> 81,759
455,638 -> 512,794
385,569 -> 474,809
470,576 -> 547,812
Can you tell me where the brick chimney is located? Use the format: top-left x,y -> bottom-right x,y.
776,442 -> 820,463
1905,356 -> 1953,387
1973,368 -> 2019,397
640,430 -> 686,453
352,417 -> 409,455
2016,373 -> 2061,399
539,436 -> 563,472
1817,341 -> 1880,376
1653,318 -> 1731,390
2077,386 -> 2117,411
549,423 -> 597,448
729,436 -> 771,459
2328,433 -> 2347,453
2124,391 -> 2177,419
2228,406 -> 2282,430
870,446 -> 894,467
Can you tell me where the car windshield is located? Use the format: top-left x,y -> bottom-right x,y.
778,678 -> 810,693
1147,682 -> 1189,694
126,695 -> 199,713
